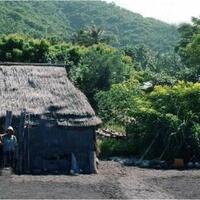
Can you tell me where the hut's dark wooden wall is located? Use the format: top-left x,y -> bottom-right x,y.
28,125 -> 95,174
0,115 -> 97,174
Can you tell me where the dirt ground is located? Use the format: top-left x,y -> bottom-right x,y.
0,161 -> 200,199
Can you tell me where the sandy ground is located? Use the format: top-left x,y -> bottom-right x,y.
0,161 -> 200,199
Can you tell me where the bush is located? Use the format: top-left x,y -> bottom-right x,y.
70,44 -> 133,107
97,80 -> 200,160
0,34 -> 51,63
99,138 -> 135,158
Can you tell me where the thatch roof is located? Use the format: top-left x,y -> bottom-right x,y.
0,63 -> 101,127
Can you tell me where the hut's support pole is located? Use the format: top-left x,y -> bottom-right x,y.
16,110 -> 26,174
89,129 -> 98,174
23,113 -> 30,173
5,110 -> 12,130
89,151 -> 97,174
27,114 -> 31,173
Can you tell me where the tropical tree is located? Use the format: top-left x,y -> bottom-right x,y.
70,44 -> 133,107
97,80 -> 200,159
124,45 -> 156,71
72,25 -> 116,46
175,17 -> 200,72
0,34 -> 50,63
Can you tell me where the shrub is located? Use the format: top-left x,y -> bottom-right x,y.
97,80 -> 200,160
99,138 -> 135,158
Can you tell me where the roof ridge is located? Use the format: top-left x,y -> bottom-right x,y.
0,62 -> 66,67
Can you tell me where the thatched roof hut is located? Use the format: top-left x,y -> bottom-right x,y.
0,63 -> 101,174
0,63 -> 101,126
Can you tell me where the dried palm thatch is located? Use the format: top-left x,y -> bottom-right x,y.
0,63 -> 101,127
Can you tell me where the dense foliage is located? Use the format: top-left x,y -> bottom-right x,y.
0,5 -> 199,162
0,34 -> 133,107
69,44 -> 133,107
0,34 -> 50,62
175,17 -> 200,81
97,80 -> 200,160
97,18 -> 200,160
0,1 -> 179,52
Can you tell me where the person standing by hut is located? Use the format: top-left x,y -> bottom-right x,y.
2,126 -> 17,168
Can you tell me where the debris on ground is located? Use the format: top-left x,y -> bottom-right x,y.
108,156 -> 200,170
96,128 -> 126,139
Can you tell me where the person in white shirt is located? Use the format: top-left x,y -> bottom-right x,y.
2,126 -> 17,168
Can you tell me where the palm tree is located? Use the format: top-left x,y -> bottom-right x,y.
72,25 -> 114,46
88,25 -> 104,44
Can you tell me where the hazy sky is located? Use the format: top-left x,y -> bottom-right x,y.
105,0 -> 200,24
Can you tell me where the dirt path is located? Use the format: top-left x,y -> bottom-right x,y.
0,161 -> 200,199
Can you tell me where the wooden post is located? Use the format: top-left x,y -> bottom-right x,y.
23,117 -> 27,173
16,110 -> 26,174
89,129 -> 98,174
23,113 -> 31,173
89,151 -> 97,174
27,114 -> 30,173
5,110 -> 12,130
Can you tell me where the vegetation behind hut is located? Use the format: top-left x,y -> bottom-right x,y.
0,2 -> 200,162
0,1 -> 179,52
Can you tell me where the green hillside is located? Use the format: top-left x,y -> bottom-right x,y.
0,1 -> 179,52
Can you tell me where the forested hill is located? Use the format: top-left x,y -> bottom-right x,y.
0,1 -> 179,52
